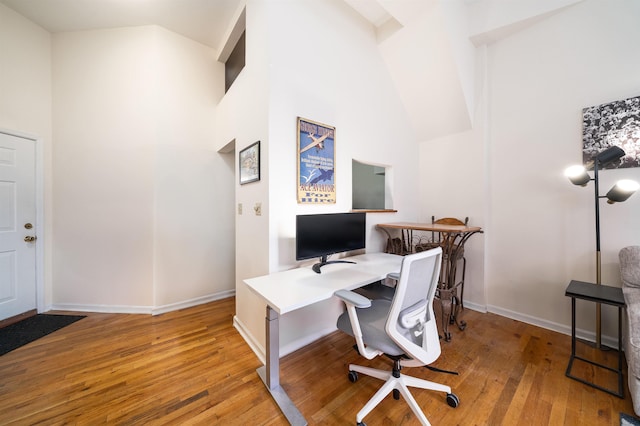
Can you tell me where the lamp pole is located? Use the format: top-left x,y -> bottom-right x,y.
593,159 -> 602,349
566,145 -> 638,350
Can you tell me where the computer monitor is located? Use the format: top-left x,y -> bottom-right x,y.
296,212 -> 366,273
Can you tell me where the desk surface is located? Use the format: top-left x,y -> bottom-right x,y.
244,252 -> 403,315
377,222 -> 482,233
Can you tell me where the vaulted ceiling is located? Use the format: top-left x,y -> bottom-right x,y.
0,0 -> 584,142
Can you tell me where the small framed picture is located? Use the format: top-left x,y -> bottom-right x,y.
239,141 -> 260,185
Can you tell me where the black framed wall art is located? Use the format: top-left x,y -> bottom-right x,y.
239,140 -> 260,184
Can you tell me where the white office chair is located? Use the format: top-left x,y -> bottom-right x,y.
335,248 -> 459,426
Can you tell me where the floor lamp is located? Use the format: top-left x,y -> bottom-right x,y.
565,146 -> 639,348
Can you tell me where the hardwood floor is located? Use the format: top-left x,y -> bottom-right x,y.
0,297 -> 635,425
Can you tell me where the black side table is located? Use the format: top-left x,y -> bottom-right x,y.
565,280 -> 625,398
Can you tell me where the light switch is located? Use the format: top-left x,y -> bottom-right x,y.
238,203 -> 242,215
254,202 -> 262,216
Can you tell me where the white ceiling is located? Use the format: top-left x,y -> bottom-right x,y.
1,0 -> 580,142
0,0 -> 243,51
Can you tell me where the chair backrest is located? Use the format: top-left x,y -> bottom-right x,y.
385,247 -> 442,367
431,216 -> 469,245
432,216 -> 469,226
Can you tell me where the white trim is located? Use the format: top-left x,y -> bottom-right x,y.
50,290 -> 236,315
152,290 -> 235,315
234,311 -> 345,363
463,300 -> 487,313
487,304 -> 619,349
35,135 -> 45,313
49,303 -> 153,314
280,325 -> 337,357
233,314 -> 265,364
0,128 -> 45,316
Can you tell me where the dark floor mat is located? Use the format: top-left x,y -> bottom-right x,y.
0,314 -> 85,356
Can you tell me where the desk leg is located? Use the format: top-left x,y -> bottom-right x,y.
256,306 -> 308,426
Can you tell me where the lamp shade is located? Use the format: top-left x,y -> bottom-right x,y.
565,165 -> 591,186
606,179 -> 640,204
595,146 -> 625,166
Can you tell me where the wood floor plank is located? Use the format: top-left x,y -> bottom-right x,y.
0,297 -> 636,425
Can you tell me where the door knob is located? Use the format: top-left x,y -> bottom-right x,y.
24,236 -> 37,242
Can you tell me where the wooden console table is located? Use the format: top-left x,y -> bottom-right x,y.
377,222 -> 483,341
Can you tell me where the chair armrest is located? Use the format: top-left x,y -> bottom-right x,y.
386,272 -> 400,281
334,290 -> 371,308
334,290 -> 382,360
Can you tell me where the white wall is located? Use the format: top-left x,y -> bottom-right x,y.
420,0 -> 640,340
418,127 -> 486,310
216,0 -> 271,354
153,28 -> 235,310
52,26 -> 234,312
486,0 -> 640,337
53,27 -> 157,309
0,3 -> 53,308
233,0 -> 421,360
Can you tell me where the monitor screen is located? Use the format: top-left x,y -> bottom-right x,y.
296,212 -> 366,264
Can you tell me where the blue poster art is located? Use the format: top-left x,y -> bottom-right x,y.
297,118 -> 336,204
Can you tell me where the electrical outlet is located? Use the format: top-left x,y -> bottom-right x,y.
238,203 -> 242,215
254,202 -> 262,216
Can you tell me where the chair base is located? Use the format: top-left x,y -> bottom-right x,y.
349,363 -> 452,426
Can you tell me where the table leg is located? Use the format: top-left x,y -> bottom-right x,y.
565,293 -> 624,397
566,297 -> 576,376
450,287 -> 467,331
437,288 -> 453,341
256,306 -> 307,425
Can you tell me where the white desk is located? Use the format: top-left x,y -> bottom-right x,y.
244,252 -> 403,425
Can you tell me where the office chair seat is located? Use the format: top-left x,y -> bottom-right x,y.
337,299 -> 405,357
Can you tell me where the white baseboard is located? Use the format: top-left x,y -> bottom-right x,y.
49,303 -> 153,314
50,289 -> 235,316
233,314 -> 339,364
486,304 -> 620,349
280,325 -> 338,357
463,300 -> 487,313
152,290 -> 235,315
233,315 -> 265,364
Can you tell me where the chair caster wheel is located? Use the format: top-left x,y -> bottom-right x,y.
357,422 -> 367,426
458,321 -> 467,331
393,388 -> 400,400
447,393 -> 460,408
348,371 -> 358,383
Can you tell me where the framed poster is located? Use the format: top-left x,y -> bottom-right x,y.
297,117 -> 336,204
582,95 -> 640,169
239,141 -> 260,184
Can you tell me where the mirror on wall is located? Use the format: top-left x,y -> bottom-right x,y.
352,160 -> 390,210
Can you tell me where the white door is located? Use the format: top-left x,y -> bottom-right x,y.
0,132 -> 37,321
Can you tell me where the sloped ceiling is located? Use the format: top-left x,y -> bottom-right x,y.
1,0 -> 584,142
345,0 -> 585,142
0,0 -> 243,53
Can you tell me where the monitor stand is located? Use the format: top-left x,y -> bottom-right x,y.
312,255 -> 356,274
